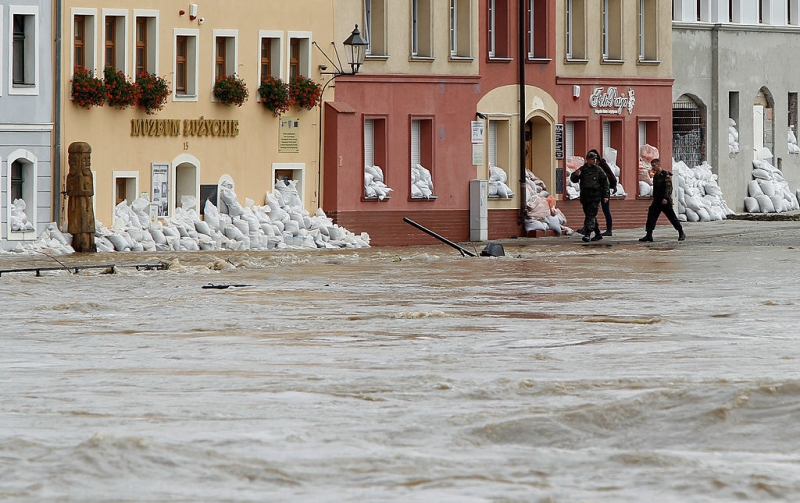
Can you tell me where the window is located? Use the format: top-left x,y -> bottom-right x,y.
5,150 -> 38,237
450,0 -> 472,58
527,0 -> 548,59
258,31 -> 282,83
410,118 -> 434,198
133,11 -> 158,79
602,0 -> 622,61
72,9 -> 97,73
213,30 -> 238,85
564,120 -> 587,158
173,29 -> 198,100
790,0 -> 799,25
789,92 -> 798,143
287,32 -> 311,79
487,119 -> 510,171
364,117 -> 388,199
729,91 -> 740,138
113,172 -> 138,208
602,120 -> 623,161
488,0 -> 510,58
639,0 -> 658,62
566,0 -> 586,60
672,95 -> 706,166
102,10 -> 127,73
696,0 -> 710,21
638,119 -> 659,150
411,0 -> 432,57
9,6 -> 39,94
364,0 -> 387,56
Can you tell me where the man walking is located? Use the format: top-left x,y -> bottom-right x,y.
640,158 -> 686,242
570,151 -> 610,242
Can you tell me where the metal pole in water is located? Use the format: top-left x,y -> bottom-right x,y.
402,217 -> 477,257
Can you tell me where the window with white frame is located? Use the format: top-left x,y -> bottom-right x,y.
10,5 -> 39,94
639,0 -> 658,61
410,118 -> 434,198
565,121 -> 575,157
174,29 -> 199,100
602,0 -> 622,61
287,32 -> 311,80
102,9 -> 127,73
450,0 -> 471,58
364,0 -> 386,56
364,117 -> 389,198
566,0 -> 586,60
258,31 -> 281,82
6,150 -> 38,236
212,30 -> 238,91
790,0 -> 799,25
72,9 -> 97,73
528,0 -> 548,59
411,0 -> 432,57
488,0 -> 510,58
365,119 -> 375,168
133,10 -> 158,79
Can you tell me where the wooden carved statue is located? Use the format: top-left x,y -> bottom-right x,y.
66,142 -> 97,253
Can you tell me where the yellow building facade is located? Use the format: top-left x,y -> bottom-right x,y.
59,1 -> 334,228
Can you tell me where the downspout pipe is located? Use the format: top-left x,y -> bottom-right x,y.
518,0 -> 527,226
54,0 -> 63,228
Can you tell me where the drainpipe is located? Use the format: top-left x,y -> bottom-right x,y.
518,0 -> 526,226
54,0 -> 63,229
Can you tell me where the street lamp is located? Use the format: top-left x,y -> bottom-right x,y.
314,24 -> 369,76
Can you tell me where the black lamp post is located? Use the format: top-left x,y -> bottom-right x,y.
342,25 -> 369,75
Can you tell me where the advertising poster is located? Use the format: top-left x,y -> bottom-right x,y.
151,163 -> 169,217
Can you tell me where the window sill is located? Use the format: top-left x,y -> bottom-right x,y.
173,94 -> 199,102
366,54 -> 390,61
363,196 -> 391,202
637,59 -> 662,65
601,59 -> 626,65
527,57 -> 552,63
410,195 -> 438,201
488,195 -> 514,200
7,230 -> 37,241
488,56 -> 513,62
410,56 -> 435,62
565,58 -> 589,64
449,55 -> 475,62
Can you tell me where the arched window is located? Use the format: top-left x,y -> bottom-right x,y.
672,95 -> 706,166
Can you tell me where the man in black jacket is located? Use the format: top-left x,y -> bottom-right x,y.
570,151 -> 610,242
589,149 -> 617,236
640,158 -> 685,242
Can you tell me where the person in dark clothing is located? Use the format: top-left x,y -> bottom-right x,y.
570,151 -> 610,242
588,149 -> 617,236
640,158 -> 686,242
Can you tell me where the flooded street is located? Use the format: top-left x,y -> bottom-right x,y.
3,221 -> 800,502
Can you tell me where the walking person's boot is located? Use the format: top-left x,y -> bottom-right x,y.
639,230 -> 653,242
591,225 -> 603,241
602,229 -> 612,236
678,228 -> 686,241
582,233 -> 591,242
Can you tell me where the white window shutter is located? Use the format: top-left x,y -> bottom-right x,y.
638,121 -> 647,148
364,119 -> 374,167
602,122 -> 611,153
488,120 -> 497,166
411,120 -> 420,166
565,121 -> 575,157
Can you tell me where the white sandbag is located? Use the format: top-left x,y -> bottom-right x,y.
544,214 -> 562,236
752,168 -> 771,180
748,180 -> 763,198
524,219 -> 547,232
771,195 -> 785,213
743,197 -> 759,213
696,207 -> 711,222
106,234 -> 130,251
758,179 -> 776,197
639,181 -> 652,197
755,194 -> 775,213
684,207 -> 700,222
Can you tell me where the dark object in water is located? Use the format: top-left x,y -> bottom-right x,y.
402,217 -> 477,257
480,243 -> 505,257
202,283 -> 251,289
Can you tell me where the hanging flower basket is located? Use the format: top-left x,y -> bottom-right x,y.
213,74 -> 249,107
104,67 -> 139,109
258,76 -> 290,117
290,75 -> 322,111
71,66 -> 106,109
135,72 -> 170,115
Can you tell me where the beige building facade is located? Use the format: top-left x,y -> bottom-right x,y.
58,1 -> 334,228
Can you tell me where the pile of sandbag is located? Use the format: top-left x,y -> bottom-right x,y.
523,170 -> 569,235
729,118 -> 740,154
601,147 -> 627,197
10,199 -> 35,232
743,149 -> 800,213
672,160 -> 735,222
789,126 -> 800,154
364,165 -> 393,200
564,155 -> 583,200
5,180 -> 370,255
638,144 -> 659,197
410,164 -> 434,199
488,165 -> 513,198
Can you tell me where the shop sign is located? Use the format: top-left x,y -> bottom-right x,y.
554,124 -> 564,160
471,121 -> 485,143
589,87 -> 635,115
151,163 -> 170,218
279,116 -> 300,153
131,118 -> 240,137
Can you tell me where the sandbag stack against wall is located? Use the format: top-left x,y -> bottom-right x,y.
638,144 -> 659,197
364,165 -> 393,201
488,166 -> 514,198
524,170 -> 569,235
789,126 -> 800,154
4,180 -> 371,255
603,147 -> 627,197
10,199 -> 35,232
672,160 -> 735,222
743,148 -> 800,213
410,164 -> 434,199
729,118 -> 740,154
